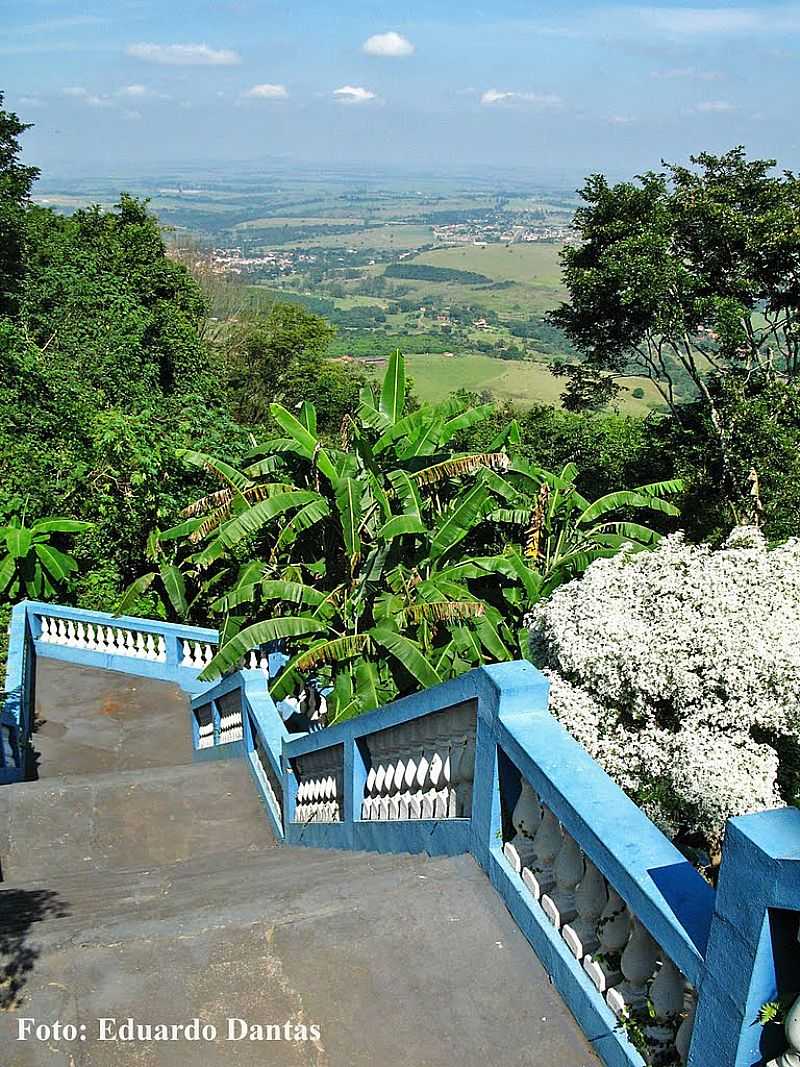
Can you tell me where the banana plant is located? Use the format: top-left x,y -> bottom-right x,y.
456,459 -> 683,611
172,351 -> 518,721
0,514 -> 92,601
135,350 -> 682,724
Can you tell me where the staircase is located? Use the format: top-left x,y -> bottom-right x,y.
0,662 -> 597,1066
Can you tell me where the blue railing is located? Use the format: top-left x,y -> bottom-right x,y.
4,600 -> 800,1067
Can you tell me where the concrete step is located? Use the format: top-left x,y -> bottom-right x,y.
0,850 -> 598,1067
30,658 -> 195,780
0,759 -> 276,881
0,846 -> 440,950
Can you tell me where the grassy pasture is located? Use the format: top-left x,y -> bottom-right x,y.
280,223 -> 436,250
411,241 -> 566,287
373,354 -> 663,413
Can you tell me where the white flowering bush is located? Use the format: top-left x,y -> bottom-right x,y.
528,527 -> 800,850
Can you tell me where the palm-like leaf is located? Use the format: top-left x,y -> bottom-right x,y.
379,349 -> 406,425
370,628 -> 441,689
200,616 -> 325,680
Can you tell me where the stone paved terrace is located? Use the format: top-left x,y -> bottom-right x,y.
0,660 -> 598,1067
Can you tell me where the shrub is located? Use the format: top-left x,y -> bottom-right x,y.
528,527 -> 799,852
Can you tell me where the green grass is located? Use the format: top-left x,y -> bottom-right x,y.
412,242 -> 566,287
281,223 -> 435,250
372,353 -> 664,413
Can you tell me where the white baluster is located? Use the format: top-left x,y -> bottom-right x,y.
388,754 -> 403,820
65,620 -> 77,647
450,735 -> 475,817
362,764 -> 377,820
133,631 -> 145,658
606,916 -> 660,1018
562,859 -> 608,960
75,621 -> 87,648
57,619 -> 68,645
645,957 -> 688,1061
145,633 -> 157,660
542,835 -> 584,929
203,642 -> 214,666
584,889 -> 630,993
400,756 -> 416,819
504,778 -> 542,873
181,639 -> 193,666
521,807 -> 561,900
413,746 -> 429,813
85,623 -> 97,650
675,991 -> 697,1066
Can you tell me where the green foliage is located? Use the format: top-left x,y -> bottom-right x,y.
153,351 -> 679,723
223,302 -> 364,431
0,119 -> 252,628
661,373 -> 800,542
759,995 -> 798,1026
552,148 -> 800,519
0,513 -> 90,600
0,93 -> 39,317
384,263 -> 494,285
327,332 -> 457,358
452,396 -> 673,504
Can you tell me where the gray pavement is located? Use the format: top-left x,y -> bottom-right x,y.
0,659 -> 598,1067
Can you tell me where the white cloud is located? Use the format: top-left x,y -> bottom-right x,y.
695,100 -> 736,112
62,86 -> 113,108
243,83 -> 288,99
608,114 -> 635,125
333,85 -> 377,104
18,95 -> 45,109
363,31 -> 415,57
480,88 -> 562,107
118,84 -> 151,98
126,43 -> 241,66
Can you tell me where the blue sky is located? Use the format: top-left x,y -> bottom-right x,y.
2,1 -> 799,181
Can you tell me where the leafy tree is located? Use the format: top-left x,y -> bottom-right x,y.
452,394 -> 673,503
0,94 -> 39,316
223,303 -> 364,431
0,513 -> 91,600
660,371 -> 800,542
552,148 -> 800,518
0,192 -> 251,616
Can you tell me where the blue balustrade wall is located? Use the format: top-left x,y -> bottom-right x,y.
5,600 -> 800,1067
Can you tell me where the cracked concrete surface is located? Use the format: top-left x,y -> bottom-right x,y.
0,661 -> 598,1067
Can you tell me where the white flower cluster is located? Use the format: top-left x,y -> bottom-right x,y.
528,527 -> 800,842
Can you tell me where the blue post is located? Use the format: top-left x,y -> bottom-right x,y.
689,807 -> 800,1066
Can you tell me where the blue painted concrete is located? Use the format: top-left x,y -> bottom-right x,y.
7,600 -> 800,1067
690,807 -> 800,1067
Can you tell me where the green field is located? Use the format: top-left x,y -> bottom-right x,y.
374,354 -> 664,413
282,223 -> 435,251
413,242 -> 565,287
